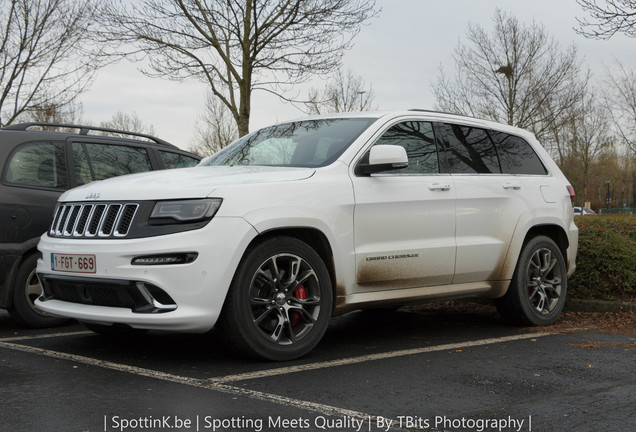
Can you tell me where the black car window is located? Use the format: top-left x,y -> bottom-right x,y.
4,142 -> 68,189
489,131 -> 547,175
72,142 -> 152,184
159,151 -> 200,169
438,124 -> 501,174
372,121 -> 439,174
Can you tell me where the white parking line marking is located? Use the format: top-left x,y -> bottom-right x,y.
0,330 -> 91,342
211,332 -> 552,383
0,340 -> 378,422
0,331 -> 552,430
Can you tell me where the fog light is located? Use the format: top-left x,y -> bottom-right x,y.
131,253 -> 198,266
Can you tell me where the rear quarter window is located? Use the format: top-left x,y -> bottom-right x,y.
3,142 -> 68,189
490,131 -> 547,175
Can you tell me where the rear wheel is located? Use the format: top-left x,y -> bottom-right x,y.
8,253 -> 68,328
217,237 -> 333,361
496,236 -> 567,326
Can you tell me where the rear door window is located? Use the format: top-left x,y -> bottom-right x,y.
438,124 -> 500,174
4,142 -> 68,189
72,142 -> 152,185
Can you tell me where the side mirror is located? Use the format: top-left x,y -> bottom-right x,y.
356,145 -> 408,175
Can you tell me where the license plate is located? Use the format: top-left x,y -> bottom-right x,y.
51,253 -> 97,273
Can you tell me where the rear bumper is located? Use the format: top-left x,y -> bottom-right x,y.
567,221 -> 579,278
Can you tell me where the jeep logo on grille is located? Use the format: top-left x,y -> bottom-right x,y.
85,192 -> 101,200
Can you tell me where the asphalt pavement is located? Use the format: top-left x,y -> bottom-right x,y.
1,307 -> 634,432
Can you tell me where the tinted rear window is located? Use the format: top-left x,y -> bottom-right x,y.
72,142 -> 152,185
490,131 -> 547,175
4,142 -> 68,189
438,124 -> 500,174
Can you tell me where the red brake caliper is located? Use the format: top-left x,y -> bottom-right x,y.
291,285 -> 306,326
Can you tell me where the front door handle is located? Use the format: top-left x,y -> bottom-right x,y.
428,183 -> 451,191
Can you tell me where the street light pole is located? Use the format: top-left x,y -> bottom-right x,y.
357,91 -> 366,111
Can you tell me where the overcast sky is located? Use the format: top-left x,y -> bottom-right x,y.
79,0 -> 636,149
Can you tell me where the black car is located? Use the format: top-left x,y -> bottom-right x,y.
0,122 -> 201,327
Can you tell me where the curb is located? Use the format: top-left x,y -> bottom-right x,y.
564,298 -> 636,313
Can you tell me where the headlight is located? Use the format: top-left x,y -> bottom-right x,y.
150,198 -> 222,223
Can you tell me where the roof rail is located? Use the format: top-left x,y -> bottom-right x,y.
407,109 -> 482,121
3,122 -> 174,147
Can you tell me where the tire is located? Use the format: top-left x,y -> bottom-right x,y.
8,253 -> 68,328
217,237 -> 333,361
83,323 -> 148,337
496,236 -> 567,326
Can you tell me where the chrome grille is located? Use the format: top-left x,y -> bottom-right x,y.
50,203 -> 139,238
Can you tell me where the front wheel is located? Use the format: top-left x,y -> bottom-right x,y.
496,236 -> 567,326
217,237 -> 333,361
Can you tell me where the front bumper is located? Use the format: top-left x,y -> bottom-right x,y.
35,217 -> 257,332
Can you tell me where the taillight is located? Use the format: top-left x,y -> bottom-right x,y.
566,185 -> 575,206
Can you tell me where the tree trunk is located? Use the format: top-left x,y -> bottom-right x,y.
237,115 -> 250,137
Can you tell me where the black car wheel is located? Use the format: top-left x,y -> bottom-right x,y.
217,237 -> 332,361
496,236 -> 567,326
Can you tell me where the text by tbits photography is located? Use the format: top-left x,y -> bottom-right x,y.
104,413 -> 533,432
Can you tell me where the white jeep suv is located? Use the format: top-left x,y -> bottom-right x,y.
36,110 -> 578,360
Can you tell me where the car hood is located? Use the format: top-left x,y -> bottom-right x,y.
59,166 -> 316,202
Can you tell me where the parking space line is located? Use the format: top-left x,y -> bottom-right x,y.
0,330 -> 90,342
0,331 -> 553,430
0,340 -> 382,423
211,332 -> 552,383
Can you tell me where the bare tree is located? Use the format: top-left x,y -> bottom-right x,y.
26,101 -> 82,124
602,61 -> 636,153
0,0 -> 99,126
431,9 -> 587,144
576,0 -> 636,39
304,68 -> 376,114
96,0 -> 378,137
99,111 -> 157,136
568,93 -> 615,205
190,92 -> 238,156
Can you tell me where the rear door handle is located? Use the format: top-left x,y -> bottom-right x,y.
428,183 -> 451,191
503,182 -> 522,190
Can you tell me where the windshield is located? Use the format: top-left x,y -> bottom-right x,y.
201,118 -> 376,168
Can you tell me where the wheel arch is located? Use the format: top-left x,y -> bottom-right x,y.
0,241 -> 40,309
523,224 -> 569,264
247,227 -> 337,310
500,223 -> 570,283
